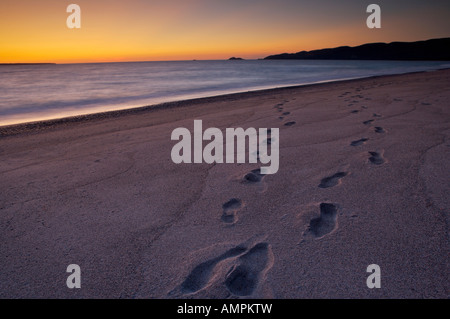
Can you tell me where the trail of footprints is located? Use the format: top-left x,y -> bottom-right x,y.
304,88 -> 390,241
175,91 -> 394,296
340,88 -> 389,165
274,101 -> 296,127
176,100 -> 299,297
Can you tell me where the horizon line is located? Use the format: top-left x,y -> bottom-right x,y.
2,36 -> 448,65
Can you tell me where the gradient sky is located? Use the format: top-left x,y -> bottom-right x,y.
1,0 -> 449,63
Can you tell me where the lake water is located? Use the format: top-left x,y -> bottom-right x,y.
1,60 -> 449,126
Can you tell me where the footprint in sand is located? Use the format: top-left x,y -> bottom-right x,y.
373,113 -> 382,118
307,203 -> 338,238
225,242 -> 272,296
251,131 -> 274,159
279,116 -> 284,120
284,121 -> 296,127
180,246 -> 247,294
221,198 -> 243,224
274,104 -> 284,114
318,172 -> 348,188
350,110 -> 360,114
350,138 -> 369,147
282,112 -> 290,116
363,119 -> 375,125
243,168 -> 266,183
368,151 -> 386,165
374,127 -> 386,133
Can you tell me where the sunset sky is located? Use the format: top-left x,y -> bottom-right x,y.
1,0 -> 449,63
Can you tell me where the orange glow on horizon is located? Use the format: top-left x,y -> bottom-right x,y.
1,0 -> 449,63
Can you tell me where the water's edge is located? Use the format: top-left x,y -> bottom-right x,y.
1,68 -> 447,137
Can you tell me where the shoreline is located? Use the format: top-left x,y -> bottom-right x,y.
1,68 -> 448,137
0,68 -> 448,298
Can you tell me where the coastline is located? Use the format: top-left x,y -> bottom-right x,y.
0,69 -> 448,298
1,68 -> 448,137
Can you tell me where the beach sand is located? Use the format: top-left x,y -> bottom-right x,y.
0,70 -> 448,298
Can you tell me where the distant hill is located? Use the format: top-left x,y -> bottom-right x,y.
264,38 -> 450,61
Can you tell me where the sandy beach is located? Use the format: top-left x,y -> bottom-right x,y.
0,70 -> 448,298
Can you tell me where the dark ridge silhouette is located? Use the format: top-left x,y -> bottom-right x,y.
228,57 -> 244,60
264,38 -> 450,61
